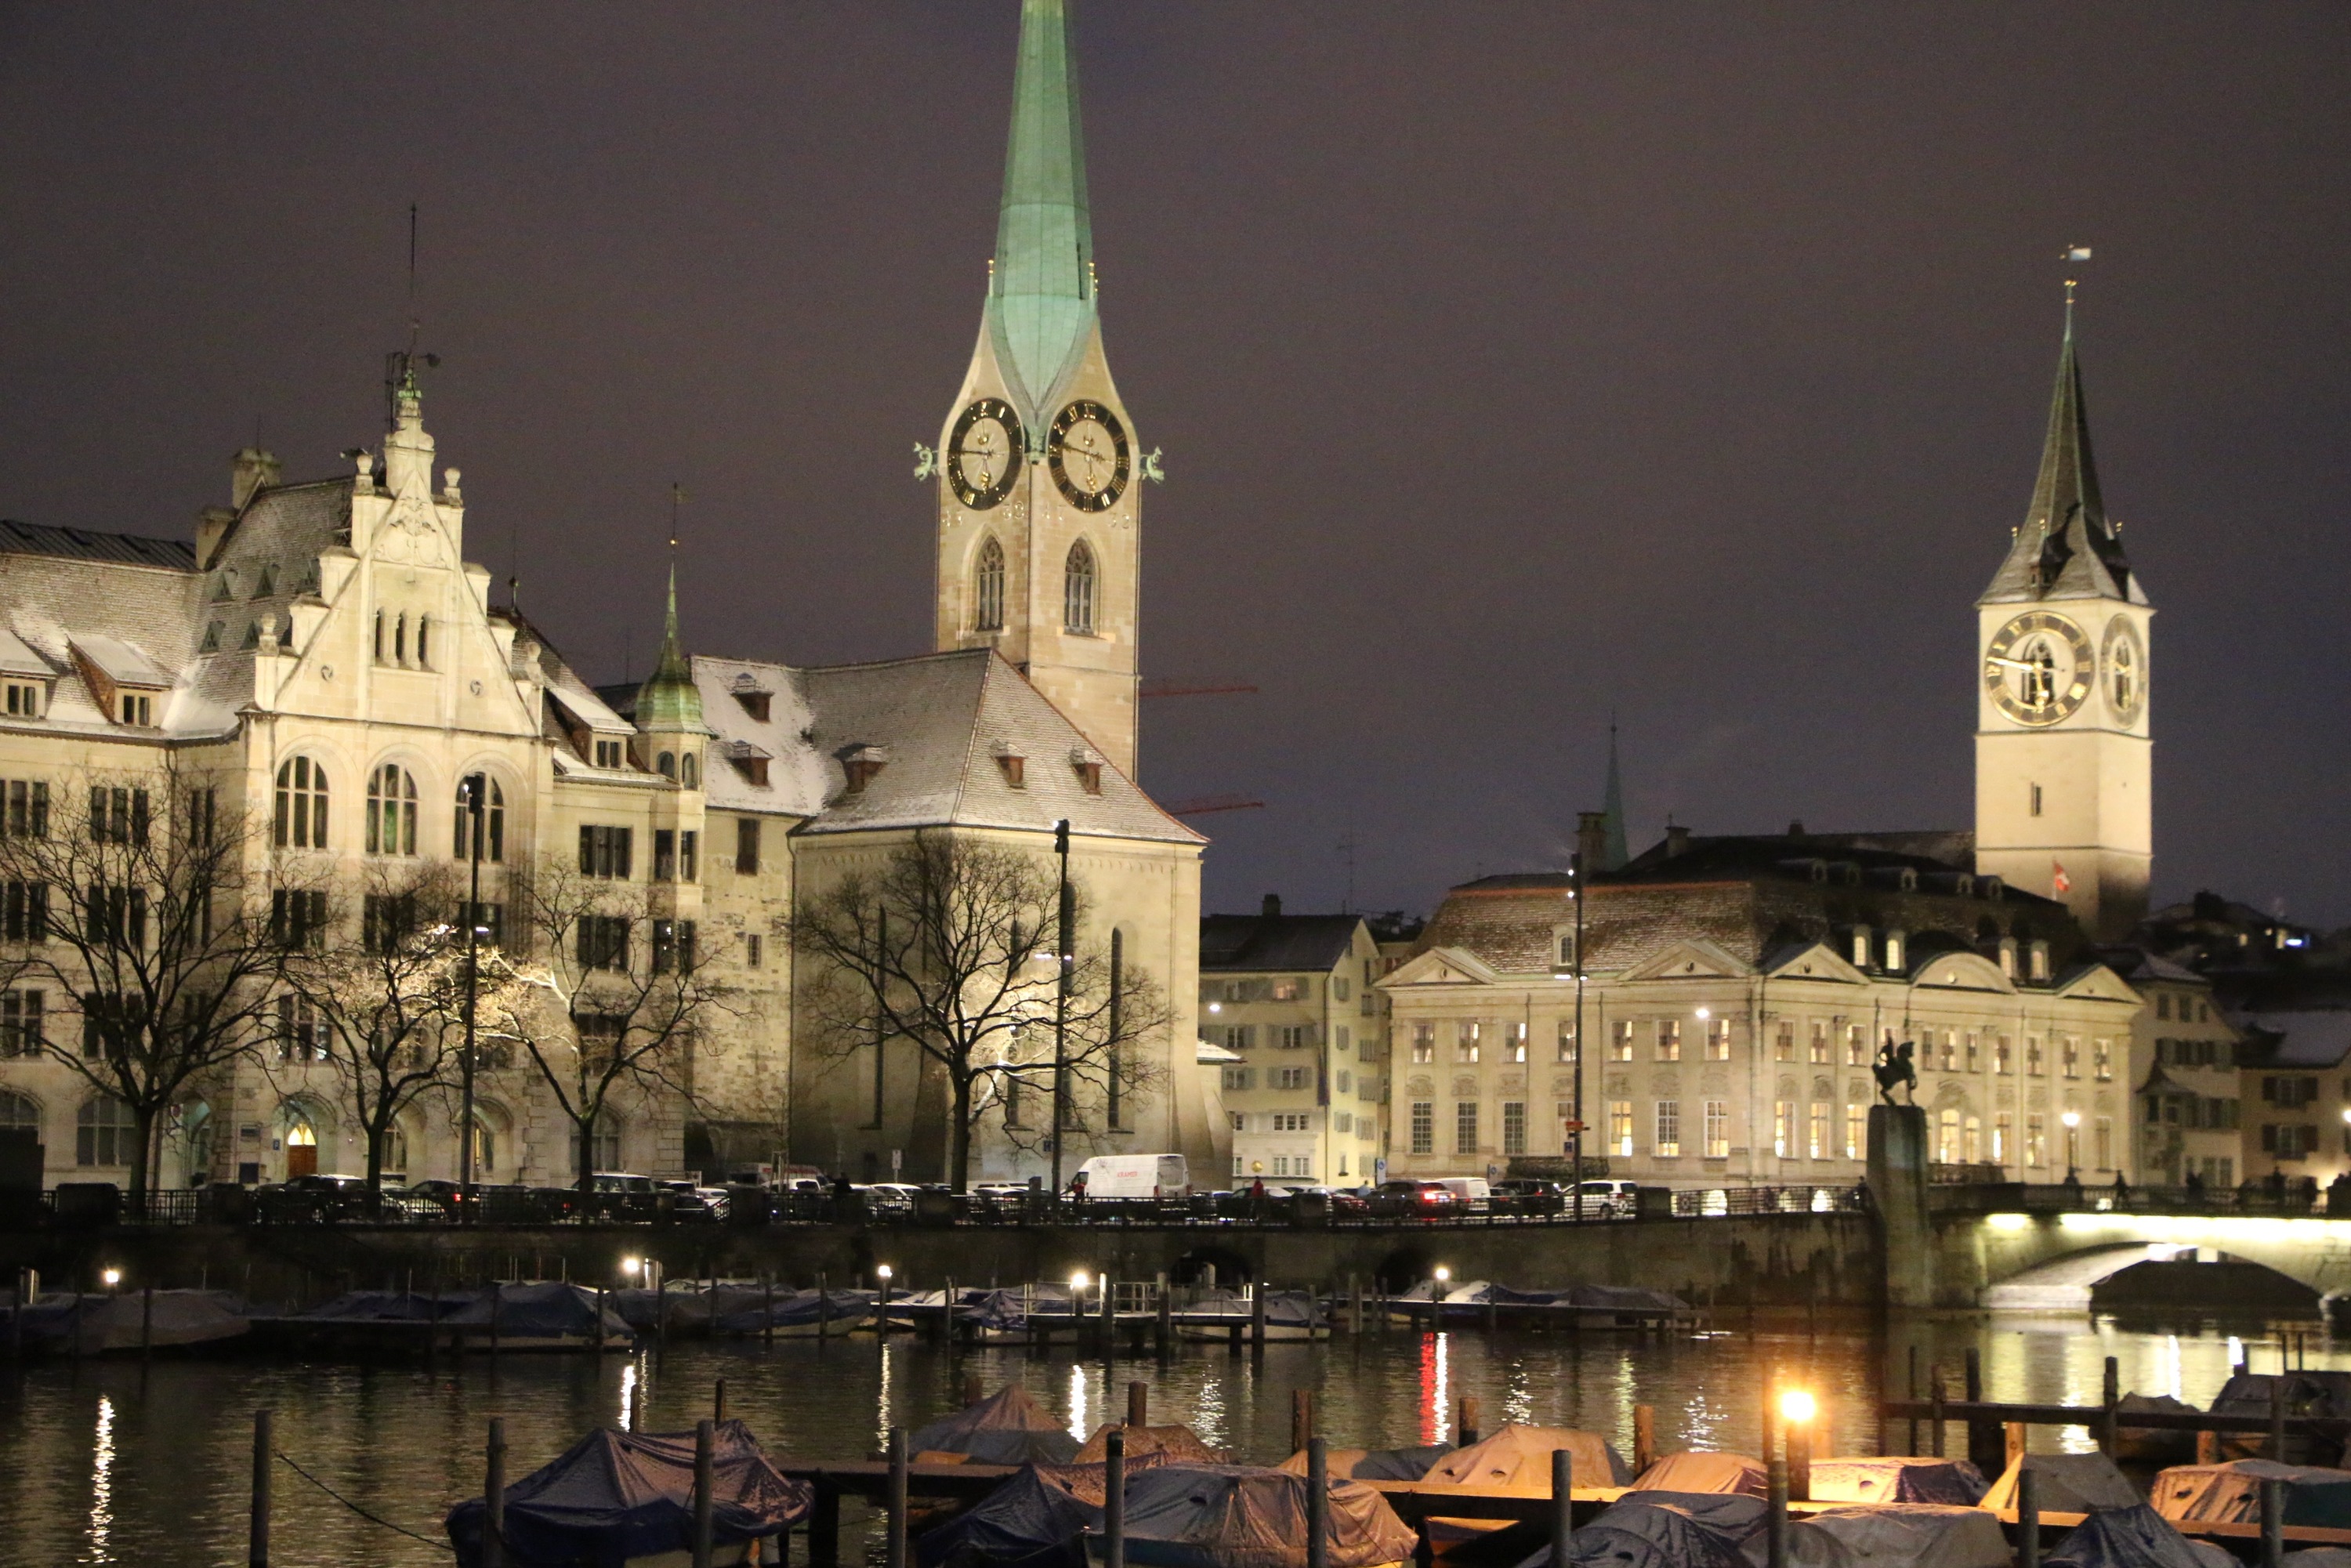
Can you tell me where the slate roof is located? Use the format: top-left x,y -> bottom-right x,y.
2,523 -> 211,736
0,520 -> 196,570
1198,913 -> 1363,973
2233,1011 -> 2351,1069
1980,317 -> 2146,606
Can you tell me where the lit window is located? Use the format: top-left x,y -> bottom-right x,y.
1655,1019 -> 1680,1062
1654,1099 -> 1680,1157
273,756 -> 328,849
1454,1021 -> 1480,1064
1704,1100 -> 1730,1158
1611,1020 -> 1634,1062
365,764 -> 418,856
1707,1019 -> 1732,1060
1609,1100 -> 1633,1158
1845,1103 -> 1866,1160
1774,1101 -> 1795,1158
1813,1102 -> 1833,1160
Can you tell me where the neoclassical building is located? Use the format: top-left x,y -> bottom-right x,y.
0,0 -> 1219,1191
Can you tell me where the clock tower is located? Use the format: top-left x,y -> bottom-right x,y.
934,0 -> 1143,779
1974,305 -> 2153,940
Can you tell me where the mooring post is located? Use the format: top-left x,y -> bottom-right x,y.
248,1407 -> 273,1568
693,1418 -> 716,1568
2197,1428 -> 2221,1465
2262,1476 -> 2284,1568
2100,1356 -> 2119,1456
1965,1346 -> 1996,1474
1128,1379 -> 1149,1429
2017,1466 -> 2040,1568
1765,1456 -> 1788,1568
594,1284 -> 607,1355
885,1427 -> 909,1568
1458,1395 -> 1481,1447
484,1416 -> 507,1568
1906,1345 -> 1920,1455
1633,1405 -> 1656,1476
817,1271 -> 829,1343
2271,1381 -> 2288,1461
1788,1406 -> 1811,1502
1156,1275 -> 1172,1358
1929,1363 -> 1945,1458
809,1486 -> 840,1568
1252,1281 -> 1268,1351
1106,1427 -> 1128,1568
715,1378 -> 727,1423
2006,1421 -> 2027,1473
1549,1447 -> 1573,1568
940,1277 -> 956,1344
1306,1436 -> 1330,1568
1293,1388 -> 1313,1453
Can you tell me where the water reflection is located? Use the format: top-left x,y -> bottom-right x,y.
0,1313 -> 2328,1566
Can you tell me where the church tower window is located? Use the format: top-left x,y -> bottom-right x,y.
1063,541 -> 1096,635
273,756 -> 328,849
366,764 -> 418,856
974,538 -> 1005,632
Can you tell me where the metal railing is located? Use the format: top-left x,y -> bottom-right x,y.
1929,1177 -> 2347,1219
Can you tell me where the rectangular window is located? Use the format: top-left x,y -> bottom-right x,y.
2061,1036 -> 2079,1079
1275,1025 -> 1310,1051
578,825 -> 633,879
680,831 -> 698,882
1810,1102 -> 1831,1160
1502,1021 -> 1527,1063
0,989 -> 43,1056
1410,1101 -> 1434,1155
1965,1031 -> 1981,1073
2026,1037 -> 2043,1077
2094,1115 -> 2114,1170
1220,1066 -> 1250,1091
1502,1101 -> 1527,1156
1995,1035 -> 2013,1074
3,780 -> 52,838
1275,1066 -> 1309,1090
1654,1099 -> 1680,1157
1335,1111 -> 1353,1134
577,916 -> 630,972
360,893 -> 417,953
1775,1023 -> 1795,1063
1655,1019 -> 1680,1061
734,817 -> 761,875
1706,1018 -> 1732,1060
1556,1022 -> 1578,1063
2,682 -> 41,719
1774,1100 -> 1795,1158
1993,1111 -> 2012,1164
1611,1020 -> 1634,1062
274,994 -> 328,1062
1846,1103 -> 1867,1161
88,787 -> 150,846
1609,1099 -> 1633,1157
651,919 -> 697,974
3,880 -> 50,941
1809,1021 -> 1830,1064
654,830 -> 676,882
2157,993 -> 2172,1021
2092,1037 -> 2112,1081
2025,1113 -> 2047,1168
1454,1021 -> 1480,1063
593,738 -> 625,770
1333,978 -> 1349,1002
460,900 -> 506,952
1846,1023 -> 1867,1066
1271,978 -> 1305,1002
1411,1022 -> 1435,1064
744,932 -> 763,969
1704,1099 -> 1730,1158
1454,1101 -> 1479,1156
271,888 -> 327,950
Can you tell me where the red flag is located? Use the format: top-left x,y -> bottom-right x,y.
2052,861 -> 2072,894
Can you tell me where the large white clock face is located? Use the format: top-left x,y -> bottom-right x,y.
1984,610 -> 2094,726
2102,615 -> 2146,723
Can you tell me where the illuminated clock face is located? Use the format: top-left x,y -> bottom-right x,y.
1048,400 -> 1130,512
1984,610 -> 2095,726
948,398 -> 1023,510
2102,615 -> 2146,723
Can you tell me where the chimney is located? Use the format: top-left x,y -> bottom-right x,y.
1568,811 -> 1607,875
1665,824 -> 1692,860
232,447 -> 281,511
1787,820 -> 1806,838
1261,893 -> 1282,919
194,506 -> 235,571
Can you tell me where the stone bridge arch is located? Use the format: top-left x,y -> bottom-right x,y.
1949,1210 -> 2351,1308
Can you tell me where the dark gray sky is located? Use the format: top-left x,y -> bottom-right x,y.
5,3 -> 2348,925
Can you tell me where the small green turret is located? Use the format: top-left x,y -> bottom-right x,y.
634,563 -> 708,784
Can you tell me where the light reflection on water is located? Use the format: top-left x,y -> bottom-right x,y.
0,1314 -> 2325,1566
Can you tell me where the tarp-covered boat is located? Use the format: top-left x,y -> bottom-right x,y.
2115,1395 -> 2203,1465
1174,1288 -> 1326,1342
1426,1424 -> 1632,1490
1075,1424 -> 1226,1465
1629,1451 -> 1768,1497
1791,1505 -> 2010,1568
2041,1502 -> 2237,1568
2,1290 -> 250,1353
1531,1491 -> 1762,1568
1807,1456 -> 1987,1506
1980,1451 -> 2142,1514
1105,1464 -> 1418,1568
916,1457 -> 1172,1568
2151,1458 -> 2351,1529
710,1287 -> 876,1338
1278,1444 -> 1452,1482
444,1420 -> 810,1568
907,1385 -> 1082,1465
2209,1374 -> 2351,1464
440,1283 -> 635,1349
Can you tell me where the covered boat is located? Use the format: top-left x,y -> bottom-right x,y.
2209,1373 -> 2351,1465
1175,1288 -> 1325,1342
3,1290 -> 250,1353
1279,1445 -> 1452,1482
2151,1459 -> 2351,1529
1793,1505 -> 2010,1568
2115,1394 -> 2203,1465
1980,1451 -> 2142,1514
444,1420 -> 810,1568
907,1385 -> 1082,1466
1075,1424 -> 1226,1465
1426,1424 -> 1632,1490
1538,1492 -> 1762,1568
712,1287 -> 875,1338
2041,1502 -> 2237,1568
1808,1456 -> 1987,1505
440,1283 -> 635,1349
1628,1452 -> 1768,1497
1106,1464 -> 1417,1568
956,1287 -> 1075,1340
917,1457 -> 1170,1568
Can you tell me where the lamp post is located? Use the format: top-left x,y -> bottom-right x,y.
1570,853 -> 1585,1222
1050,819 -> 1072,1204
458,773 -> 487,1219
1778,1388 -> 1816,1501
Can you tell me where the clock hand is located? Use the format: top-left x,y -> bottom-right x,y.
1984,656 -> 2045,672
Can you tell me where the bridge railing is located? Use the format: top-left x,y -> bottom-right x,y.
1928,1179 -> 2346,1219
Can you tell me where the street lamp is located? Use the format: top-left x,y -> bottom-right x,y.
1779,1388 -> 1817,1501
458,771 -> 487,1221
101,1268 -> 121,1291
621,1257 -> 642,1278
1433,1266 -> 1451,1290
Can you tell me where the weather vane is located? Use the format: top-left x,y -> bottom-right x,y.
2062,244 -> 2092,313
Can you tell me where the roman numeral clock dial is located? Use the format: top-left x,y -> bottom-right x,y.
1049,400 -> 1130,513
1984,610 -> 2095,726
948,398 -> 1023,509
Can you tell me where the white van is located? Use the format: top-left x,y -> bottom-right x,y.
1429,1176 -> 1491,1212
1074,1153 -> 1191,1199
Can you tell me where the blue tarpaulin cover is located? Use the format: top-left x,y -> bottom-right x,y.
915,1456 -> 1172,1568
907,1384 -> 1081,1465
1112,1464 -> 1418,1568
440,1281 -> 632,1338
2043,1504 -> 2237,1568
1531,1491 -> 1762,1568
443,1420 -> 810,1568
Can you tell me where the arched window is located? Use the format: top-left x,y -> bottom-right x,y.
454,777 -> 505,863
373,610 -> 385,664
366,764 -> 418,856
415,615 -> 431,668
591,1119 -> 622,1171
274,756 -> 328,849
77,1096 -> 135,1168
1063,540 -> 1096,634
656,751 -> 676,780
284,1115 -> 318,1178
0,1090 -> 38,1132
974,537 -> 1006,632
394,613 -> 408,665
469,1115 -> 498,1178
680,753 -> 698,789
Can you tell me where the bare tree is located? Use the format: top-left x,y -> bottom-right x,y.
788,831 -> 1168,1193
277,863 -> 487,1208
484,856 -> 730,1193
0,762 -> 289,1206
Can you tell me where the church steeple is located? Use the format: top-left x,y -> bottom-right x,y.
1980,303 -> 2143,607
988,0 -> 1096,415
634,561 -> 705,734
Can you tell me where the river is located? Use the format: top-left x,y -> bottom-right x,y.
0,1308 -> 2325,1565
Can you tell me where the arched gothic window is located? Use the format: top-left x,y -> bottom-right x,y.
373,610 -> 385,664
416,615 -> 432,668
974,538 -> 1006,632
454,777 -> 505,863
656,751 -> 676,780
680,753 -> 699,789
367,764 -> 418,856
394,613 -> 408,665
274,756 -> 328,849
1063,541 -> 1096,634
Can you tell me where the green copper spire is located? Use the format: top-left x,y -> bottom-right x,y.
987,0 -> 1095,412
1599,720 -> 1629,872
635,560 -> 705,733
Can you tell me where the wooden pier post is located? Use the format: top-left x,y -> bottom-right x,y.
884,1428 -> 908,1568
2017,1466 -> 2040,1568
808,1486 -> 840,1568
2100,1356 -> 2119,1456
1787,1408 -> 1811,1502
1633,1405 -> 1655,1476
484,1417 -> 507,1568
2006,1421 -> 2027,1473
1906,1345 -> 1920,1455
1306,1437 -> 1330,1568
1293,1389 -> 1314,1453
248,1407 -> 273,1568
940,1277 -> 955,1344
1929,1363 -> 1944,1458
2197,1428 -> 2220,1465
1156,1275 -> 1172,1358
817,1272 -> 829,1342
2262,1476 -> 2284,1568
693,1419 -> 716,1568
1252,1282 -> 1268,1351
1549,1448 -> 1573,1568
1458,1395 -> 1481,1447
1128,1380 -> 1149,1429
2271,1382 -> 2288,1461
1765,1456 -> 1788,1568
1106,1428 -> 1128,1568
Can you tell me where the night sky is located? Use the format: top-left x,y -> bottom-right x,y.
5,4 -> 2348,927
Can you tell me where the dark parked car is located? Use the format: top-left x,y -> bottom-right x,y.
1364,1180 -> 1462,1219
258,1174 -> 427,1223
1491,1179 -> 1565,1216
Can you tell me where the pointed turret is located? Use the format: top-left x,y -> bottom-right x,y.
1599,724 -> 1630,872
634,563 -> 705,736
987,0 -> 1095,415
1980,306 -> 2144,606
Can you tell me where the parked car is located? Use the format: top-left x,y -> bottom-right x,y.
1365,1180 -> 1462,1219
853,1183 -> 915,1218
1575,1179 -> 1641,1217
1491,1179 -> 1565,1215
587,1172 -> 663,1222
1428,1176 -> 1493,1213
258,1174 -> 407,1223
658,1180 -> 727,1222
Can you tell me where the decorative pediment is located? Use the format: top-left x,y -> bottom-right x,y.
1759,942 -> 1870,985
2054,964 -> 2143,1006
1378,946 -> 1499,988
1912,951 -> 2017,995
1617,938 -> 1751,983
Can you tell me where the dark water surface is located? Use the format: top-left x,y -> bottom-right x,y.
0,1312 -> 2326,1566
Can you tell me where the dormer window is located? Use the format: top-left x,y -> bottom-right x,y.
2028,940 -> 2050,983
5,682 -> 42,719
252,565 -> 276,599
211,573 -> 234,603
1898,868 -> 1918,892
200,623 -> 223,654
120,693 -> 152,726
1069,748 -> 1102,794
731,686 -> 771,723
1884,929 -> 1906,972
996,754 -> 1026,788
737,755 -> 769,785
593,739 -> 625,770
1850,925 -> 1872,968
1998,937 -> 2018,977
842,745 -> 889,795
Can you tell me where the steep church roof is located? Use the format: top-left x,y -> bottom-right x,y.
632,564 -> 707,733
1980,307 -> 2147,606
987,0 -> 1096,415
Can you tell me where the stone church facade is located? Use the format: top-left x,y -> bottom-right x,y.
0,0 -> 1219,1192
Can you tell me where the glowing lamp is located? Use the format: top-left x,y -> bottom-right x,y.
101,1268 -> 122,1289
2061,1110 -> 2081,1129
1434,1266 -> 1451,1284
1070,1271 -> 1089,1291
877,1265 -> 893,1282
621,1257 -> 642,1276
1778,1389 -> 1817,1425
1694,1006 -> 1711,1020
